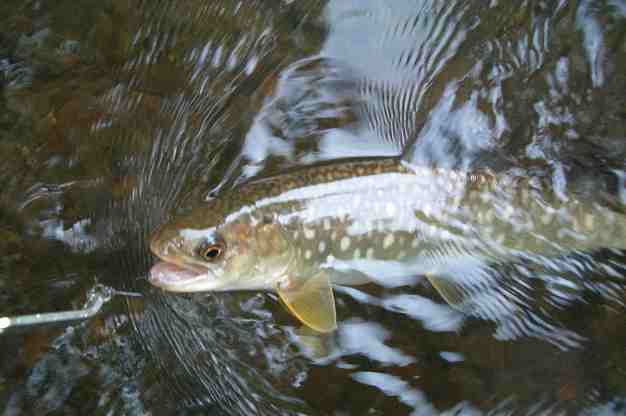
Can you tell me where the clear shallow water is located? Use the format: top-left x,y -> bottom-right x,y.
0,0 -> 625,414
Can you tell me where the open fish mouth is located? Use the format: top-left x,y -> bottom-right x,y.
149,261 -> 208,291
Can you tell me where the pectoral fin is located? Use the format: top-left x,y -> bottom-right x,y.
276,270 -> 337,333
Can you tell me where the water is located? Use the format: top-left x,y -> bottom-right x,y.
0,0 -> 625,414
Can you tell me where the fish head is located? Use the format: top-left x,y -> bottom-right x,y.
149,203 -> 295,292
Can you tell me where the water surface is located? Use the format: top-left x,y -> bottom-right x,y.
1,0 -> 625,414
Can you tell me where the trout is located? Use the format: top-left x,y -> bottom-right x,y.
149,157 -> 626,332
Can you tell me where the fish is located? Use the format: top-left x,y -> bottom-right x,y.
149,156 -> 626,332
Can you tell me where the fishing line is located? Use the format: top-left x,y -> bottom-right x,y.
0,283 -> 143,334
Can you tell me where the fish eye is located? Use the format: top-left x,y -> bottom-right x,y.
198,241 -> 226,261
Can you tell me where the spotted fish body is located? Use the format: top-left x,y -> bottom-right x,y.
149,157 -> 626,331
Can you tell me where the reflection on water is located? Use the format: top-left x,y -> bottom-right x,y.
0,0 -> 625,414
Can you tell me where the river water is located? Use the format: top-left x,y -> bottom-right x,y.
1,1 -> 625,414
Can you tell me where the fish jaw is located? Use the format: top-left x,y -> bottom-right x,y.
149,261 -> 224,292
149,261 -> 281,292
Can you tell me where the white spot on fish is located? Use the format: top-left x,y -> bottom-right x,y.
584,214 -> 594,230
386,202 -> 396,216
340,236 -> 351,251
353,248 -> 361,259
318,241 -> 326,253
331,230 -> 338,241
383,234 -> 394,249
305,250 -> 312,260
396,250 -> 406,259
293,230 -> 299,240
605,209 -> 615,225
304,227 -> 315,239
366,247 -> 375,259
323,218 -> 331,231
411,238 -> 418,249
484,209 -> 494,224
